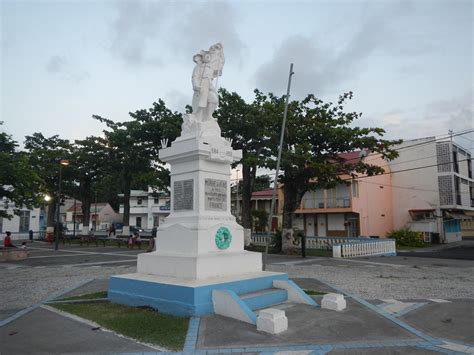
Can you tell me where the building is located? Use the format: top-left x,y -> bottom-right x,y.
0,200 -> 45,239
290,152 -> 393,238
236,152 -> 393,238
389,138 -> 474,243
119,188 -> 170,230
64,201 -> 122,232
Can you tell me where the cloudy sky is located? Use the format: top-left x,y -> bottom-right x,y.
1,0 -> 473,152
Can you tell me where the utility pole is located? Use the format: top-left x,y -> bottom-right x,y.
263,63 -> 294,270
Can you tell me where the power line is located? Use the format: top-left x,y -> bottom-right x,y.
365,154 -> 438,167
350,158 -> 473,181
359,179 -> 473,195
361,129 -> 474,161
457,135 -> 474,143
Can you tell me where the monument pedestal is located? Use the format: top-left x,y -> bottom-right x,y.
109,271 -> 288,316
109,126 -> 282,316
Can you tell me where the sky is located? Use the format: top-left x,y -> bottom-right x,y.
1,0 -> 473,154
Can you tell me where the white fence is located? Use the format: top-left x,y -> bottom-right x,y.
333,240 -> 396,258
250,234 -> 397,258
251,233 -> 272,246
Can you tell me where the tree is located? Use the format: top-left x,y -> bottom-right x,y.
266,92 -> 401,251
215,89 -> 278,241
67,136 -> 110,233
93,99 -> 182,234
23,133 -> 71,231
253,175 -> 272,192
0,124 -> 42,218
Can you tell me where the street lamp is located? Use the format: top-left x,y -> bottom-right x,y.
55,159 -> 70,251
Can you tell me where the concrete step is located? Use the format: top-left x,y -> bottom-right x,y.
240,288 -> 288,310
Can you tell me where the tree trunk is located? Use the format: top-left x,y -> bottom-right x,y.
281,180 -> 307,253
80,179 -> 91,236
241,161 -> 257,246
81,196 -> 91,236
241,164 -> 254,229
122,174 -> 131,237
46,198 -> 56,238
46,198 -> 55,228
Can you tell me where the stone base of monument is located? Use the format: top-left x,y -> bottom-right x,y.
210,278 -> 316,325
256,308 -> 288,334
321,293 -> 347,311
108,271 -> 289,317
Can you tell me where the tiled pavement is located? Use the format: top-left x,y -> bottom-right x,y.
1,277 -> 473,354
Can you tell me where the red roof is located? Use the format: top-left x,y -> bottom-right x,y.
338,150 -> 367,163
252,189 -> 275,198
67,203 -> 82,212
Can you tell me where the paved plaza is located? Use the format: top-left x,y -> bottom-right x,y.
0,241 -> 473,354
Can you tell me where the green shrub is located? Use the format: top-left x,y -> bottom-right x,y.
387,228 -> 425,247
272,229 -> 282,253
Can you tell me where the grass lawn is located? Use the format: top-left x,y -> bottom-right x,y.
304,289 -> 327,296
51,302 -> 189,350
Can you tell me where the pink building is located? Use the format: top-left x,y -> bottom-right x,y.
287,152 -> 393,238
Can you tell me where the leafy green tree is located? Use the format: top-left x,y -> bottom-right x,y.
23,133 -> 71,230
253,175 -> 272,192
0,125 -> 42,218
215,89 -> 278,239
266,92 -> 401,251
251,209 -> 269,233
94,99 -> 182,233
66,136 -> 110,233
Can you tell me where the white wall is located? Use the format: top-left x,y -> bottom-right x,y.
0,207 -> 41,234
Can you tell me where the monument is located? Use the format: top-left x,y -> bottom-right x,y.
108,43 -> 315,322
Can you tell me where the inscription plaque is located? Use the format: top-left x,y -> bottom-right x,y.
174,179 -> 194,211
205,179 -> 227,211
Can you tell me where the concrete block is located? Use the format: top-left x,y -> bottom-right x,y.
321,293 -> 346,311
257,308 -> 288,334
0,249 -> 28,261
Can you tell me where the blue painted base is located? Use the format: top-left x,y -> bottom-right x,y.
108,272 -> 289,317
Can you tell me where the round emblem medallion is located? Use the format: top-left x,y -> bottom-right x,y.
215,226 -> 232,249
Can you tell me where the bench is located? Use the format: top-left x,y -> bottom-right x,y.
0,248 -> 28,261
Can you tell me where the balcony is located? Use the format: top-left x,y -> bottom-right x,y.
299,197 -> 351,210
327,198 -> 351,208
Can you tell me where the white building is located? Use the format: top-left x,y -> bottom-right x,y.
64,201 -> 122,232
119,188 -> 170,230
389,137 -> 474,243
0,201 -> 44,240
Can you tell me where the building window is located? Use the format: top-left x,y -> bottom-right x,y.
352,180 -> 359,197
0,217 -> 2,233
470,183 -> 474,207
454,176 -> 461,205
137,198 -> 143,205
136,217 -> 142,227
19,211 -> 30,233
453,150 -> 459,173
468,154 -> 472,179
154,198 -> 160,205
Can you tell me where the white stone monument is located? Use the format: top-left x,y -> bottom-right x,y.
109,43 -> 314,318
